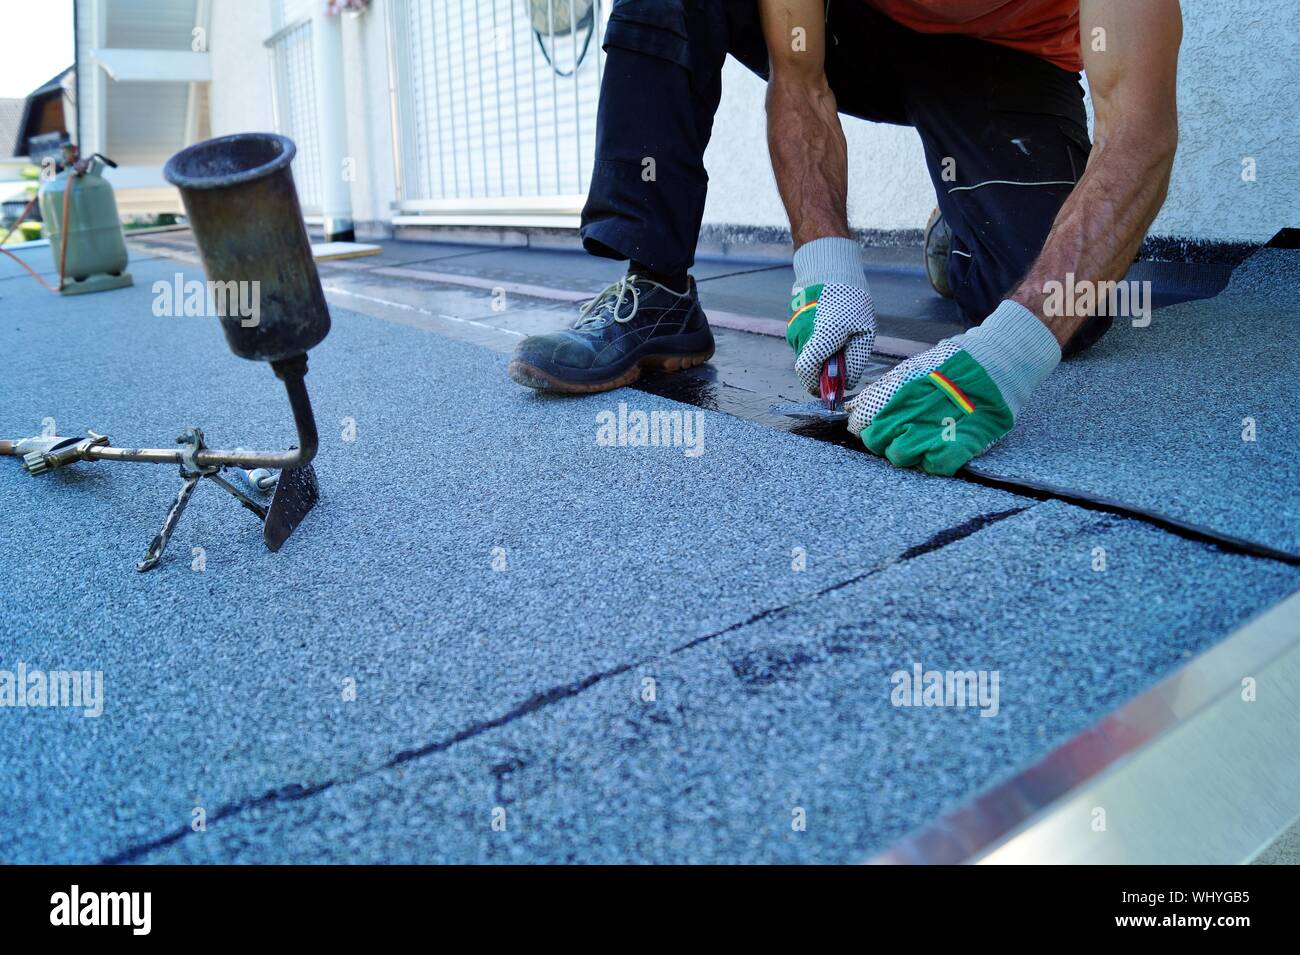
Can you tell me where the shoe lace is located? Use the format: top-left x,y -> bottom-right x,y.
574,276 -> 640,329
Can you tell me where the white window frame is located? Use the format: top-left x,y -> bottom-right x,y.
264,6 -> 323,220
384,0 -> 608,228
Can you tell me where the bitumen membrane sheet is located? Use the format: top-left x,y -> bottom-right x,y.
1,249 -> 1297,863
974,249 -> 1300,558
122,501 -> 1300,864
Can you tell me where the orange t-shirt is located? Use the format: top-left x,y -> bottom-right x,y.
863,0 -> 1083,71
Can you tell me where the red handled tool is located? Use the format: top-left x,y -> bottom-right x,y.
820,349 -> 847,411
770,349 -> 851,423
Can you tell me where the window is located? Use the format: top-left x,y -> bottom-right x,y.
388,0 -> 605,221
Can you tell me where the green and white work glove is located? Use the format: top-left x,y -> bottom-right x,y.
847,300 -> 1061,476
785,237 -> 876,395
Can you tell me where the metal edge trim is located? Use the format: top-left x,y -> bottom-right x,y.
867,587 -> 1300,864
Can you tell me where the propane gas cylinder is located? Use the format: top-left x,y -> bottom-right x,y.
38,154 -> 132,294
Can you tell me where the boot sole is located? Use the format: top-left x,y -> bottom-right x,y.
923,207 -> 954,300
508,347 -> 715,394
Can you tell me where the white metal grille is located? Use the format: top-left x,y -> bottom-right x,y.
392,0 -> 605,212
266,16 -> 323,215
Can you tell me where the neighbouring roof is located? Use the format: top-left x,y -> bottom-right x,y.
24,67 -> 75,101
0,98 -> 25,158
12,66 -> 74,158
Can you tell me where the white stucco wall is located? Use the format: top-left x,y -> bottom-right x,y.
1153,0 -> 1298,240
207,2 -> 275,136
703,58 -> 934,234
702,0 -> 1299,242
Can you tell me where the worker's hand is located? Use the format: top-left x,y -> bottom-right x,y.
786,283 -> 876,396
847,301 -> 1060,476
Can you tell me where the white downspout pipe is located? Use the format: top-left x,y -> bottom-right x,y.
311,5 -> 353,241
92,0 -> 108,157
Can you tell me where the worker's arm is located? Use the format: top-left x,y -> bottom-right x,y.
1009,0 -> 1182,344
761,0 -> 878,396
760,0 -> 849,246
847,0 -> 1183,475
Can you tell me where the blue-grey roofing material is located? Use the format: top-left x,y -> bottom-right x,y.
84,504 -> 1300,864
0,252 -> 1296,863
975,249 -> 1300,556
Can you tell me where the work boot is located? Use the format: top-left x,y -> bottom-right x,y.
924,207 -> 954,299
508,274 -> 715,393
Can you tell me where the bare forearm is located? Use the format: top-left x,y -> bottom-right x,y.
1011,132 -> 1175,346
766,76 -> 851,248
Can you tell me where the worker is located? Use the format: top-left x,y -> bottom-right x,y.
507,0 -> 1181,475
